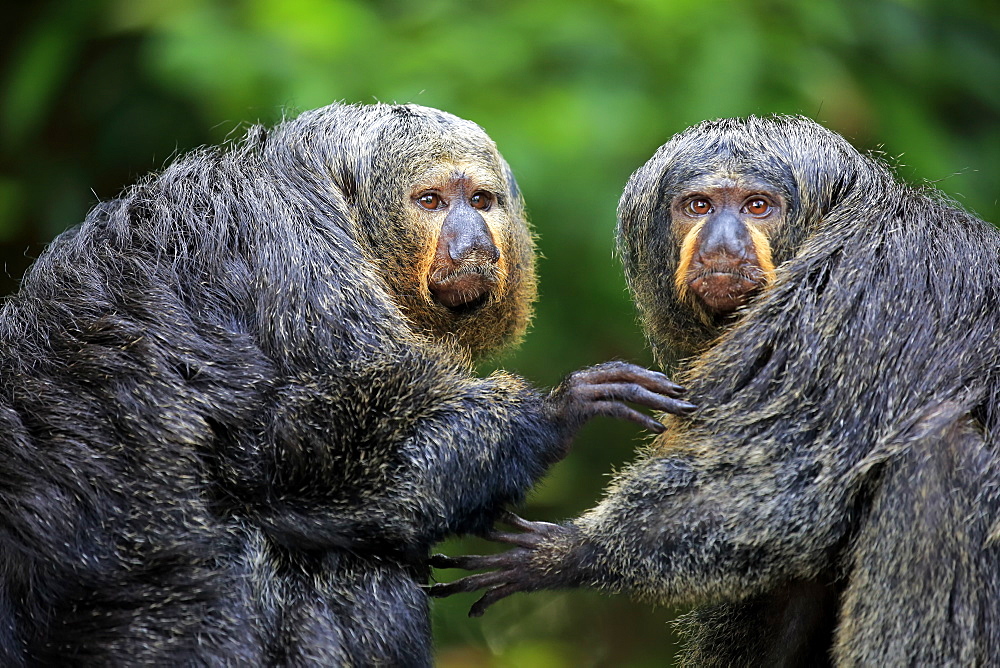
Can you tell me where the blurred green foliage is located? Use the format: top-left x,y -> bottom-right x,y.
1,0 -> 998,665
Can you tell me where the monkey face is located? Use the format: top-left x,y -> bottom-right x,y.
617,115 -> 870,361
409,160 -> 509,313
276,103 -> 535,361
671,176 -> 780,316
391,147 -> 535,361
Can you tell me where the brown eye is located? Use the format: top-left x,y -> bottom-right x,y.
416,192 -> 444,210
686,198 -> 712,216
469,191 -> 493,210
744,197 -> 772,217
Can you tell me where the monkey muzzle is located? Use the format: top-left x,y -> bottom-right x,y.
428,206 -> 503,311
428,263 -> 500,311
687,263 -> 766,314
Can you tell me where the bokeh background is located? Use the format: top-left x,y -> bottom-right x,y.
2,0 -> 998,665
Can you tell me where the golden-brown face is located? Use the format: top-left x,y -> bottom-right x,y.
672,175 -> 783,317
409,160 -> 511,313
384,154 -> 535,362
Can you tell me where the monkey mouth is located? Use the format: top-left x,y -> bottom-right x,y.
428,266 -> 498,311
688,268 -> 765,314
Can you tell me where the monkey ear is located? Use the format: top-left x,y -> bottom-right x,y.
331,162 -> 361,208
498,158 -> 523,207
617,138 -> 686,241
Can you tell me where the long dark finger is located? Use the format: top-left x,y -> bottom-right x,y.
426,569 -> 515,598
429,552 -> 516,571
573,363 -> 686,397
576,382 -> 696,413
589,401 -> 666,432
615,366 -> 687,397
484,530 -> 546,549
665,397 -> 698,415
500,511 -> 562,534
469,582 -> 530,617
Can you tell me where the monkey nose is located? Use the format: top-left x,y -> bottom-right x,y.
449,237 -> 501,264
440,206 -> 501,265
696,212 -> 755,262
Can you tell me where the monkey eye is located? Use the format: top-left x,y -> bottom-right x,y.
743,197 -> 774,217
685,198 -> 713,216
416,192 -> 445,210
469,191 -> 493,211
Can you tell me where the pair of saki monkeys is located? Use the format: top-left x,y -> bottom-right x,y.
0,102 -> 996,666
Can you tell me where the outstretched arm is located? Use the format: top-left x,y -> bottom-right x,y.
430,513 -> 583,616
430,435 -> 862,614
248,354 -> 695,553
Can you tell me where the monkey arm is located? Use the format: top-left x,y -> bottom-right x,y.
409,361 -> 691,539
245,352 -> 691,555
429,437 -> 859,615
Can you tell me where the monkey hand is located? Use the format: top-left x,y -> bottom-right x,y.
547,360 -> 695,441
427,512 -> 580,617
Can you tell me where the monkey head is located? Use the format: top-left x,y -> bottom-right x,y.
409,159 -> 509,312
671,173 -> 779,316
388,109 -> 536,362
618,115 -> 866,364
283,103 -> 536,362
